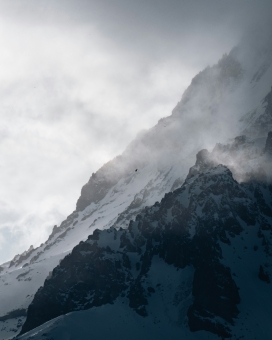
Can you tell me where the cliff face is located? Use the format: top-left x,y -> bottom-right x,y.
75,43 -> 272,214
19,133 -> 272,339
75,53 -> 245,213
1,31 -> 272,340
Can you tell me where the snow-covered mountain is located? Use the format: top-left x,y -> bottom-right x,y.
17,133 -> 272,339
0,29 -> 272,339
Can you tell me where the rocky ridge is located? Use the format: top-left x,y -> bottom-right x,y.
18,132 -> 272,339
1,31 -> 272,339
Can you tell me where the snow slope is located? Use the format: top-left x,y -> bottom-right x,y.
1,29 -> 272,339
17,133 -> 272,339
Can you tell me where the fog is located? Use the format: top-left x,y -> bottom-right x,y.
0,0 -> 271,263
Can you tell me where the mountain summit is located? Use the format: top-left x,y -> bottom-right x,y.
0,29 -> 272,340
18,132 -> 272,340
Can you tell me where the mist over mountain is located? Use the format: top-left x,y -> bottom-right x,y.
0,24 -> 272,340
1,0 -> 253,264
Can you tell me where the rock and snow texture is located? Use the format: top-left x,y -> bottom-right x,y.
18,136 -> 272,339
1,30 -> 272,339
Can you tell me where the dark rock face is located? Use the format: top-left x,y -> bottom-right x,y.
186,149 -> 217,179
264,131 -> 272,155
188,263 -> 240,338
0,309 -> 27,322
20,162 -> 272,339
76,152 -> 147,212
258,265 -> 270,283
21,242 -> 128,333
9,245 -> 35,268
76,171 -> 118,211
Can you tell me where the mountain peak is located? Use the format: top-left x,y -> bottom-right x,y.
2,30 -> 272,340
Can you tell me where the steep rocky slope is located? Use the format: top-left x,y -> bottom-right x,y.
18,132 -> 272,339
1,30 -> 272,339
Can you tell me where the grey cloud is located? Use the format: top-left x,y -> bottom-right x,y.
3,0 -> 271,64
0,0 -> 271,263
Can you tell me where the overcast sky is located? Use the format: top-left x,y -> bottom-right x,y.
0,0 -> 271,263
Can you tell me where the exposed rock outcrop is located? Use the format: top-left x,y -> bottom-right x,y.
20,161 -> 272,338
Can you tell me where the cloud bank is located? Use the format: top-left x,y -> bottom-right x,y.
0,0 -> 271,263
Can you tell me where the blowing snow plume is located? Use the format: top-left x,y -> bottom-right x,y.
18,129 -> 272,339
75,26 -> 272,213
1,24 -> 272,340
